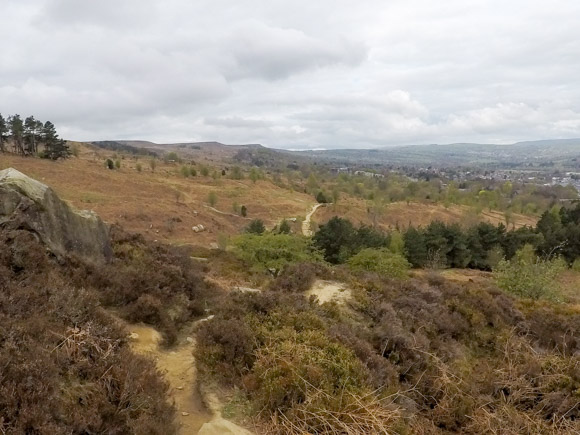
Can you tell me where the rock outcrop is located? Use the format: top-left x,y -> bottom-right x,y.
0,168 -> 111,262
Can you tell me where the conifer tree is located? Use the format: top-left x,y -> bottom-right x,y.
0,114 -> 7,153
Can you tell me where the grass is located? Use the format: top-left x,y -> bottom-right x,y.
0,145 -> 315,247
316,198 -> 537,231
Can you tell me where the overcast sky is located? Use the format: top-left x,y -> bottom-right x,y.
2,1 -> 580,149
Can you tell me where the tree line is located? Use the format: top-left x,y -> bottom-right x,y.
313,202 -> 580,271
0,113 -> 70,160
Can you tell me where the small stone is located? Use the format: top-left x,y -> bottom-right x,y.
181,412 -> 189,416
186,337 -> 194,343
129,332 -> 139,340
176,386 -> 184,390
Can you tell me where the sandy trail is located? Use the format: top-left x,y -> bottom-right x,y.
128,321 -> 212,434
305,279 -> 352,305
302,203 -> 324,236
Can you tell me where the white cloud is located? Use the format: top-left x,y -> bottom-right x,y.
1,0 -> 580,147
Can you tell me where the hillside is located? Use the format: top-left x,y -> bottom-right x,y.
1,152 -> 580,434
314,199 -> 537,231
0,146 -> 314,247
0,144 -> 541,249
295,138 -> 580,168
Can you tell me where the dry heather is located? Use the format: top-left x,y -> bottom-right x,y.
197,266 -> 580,434
0,221 -> 220,433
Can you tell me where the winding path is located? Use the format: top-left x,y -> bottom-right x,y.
302,203 -> 324,236
127,316 -> 253,434
128,319 -> 212,433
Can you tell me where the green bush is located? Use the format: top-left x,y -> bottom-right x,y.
494,244 -> 566,300
232,233 -> 322,275
278,219 -> 291,234
347,248 -> 410,279
316,191 -> 329,203
245,219 -> 265,234
207,191 -> 218,207
164,151 -> 180,163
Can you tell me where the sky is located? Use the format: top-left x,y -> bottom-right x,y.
1,0 -> 580,149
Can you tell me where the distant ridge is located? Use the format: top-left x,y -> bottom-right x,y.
291,138 -> 580,167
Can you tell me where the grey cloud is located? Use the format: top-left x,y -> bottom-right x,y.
224,21 -> 367,81
204,116 -> 273,129
1,0 -> 580,148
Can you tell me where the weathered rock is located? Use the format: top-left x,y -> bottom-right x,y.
197,418 -> 254,435
0,168 -> 112,262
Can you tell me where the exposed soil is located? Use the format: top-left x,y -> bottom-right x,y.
305,279 -> 352,305
302,203 -> 324,236
127,322 -> 212,434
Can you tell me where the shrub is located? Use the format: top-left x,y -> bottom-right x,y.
269,262 -> 320,292
0,228 -> 177,433
232,233 -> 322,275
252,330 -> 400,434
180,165 -> 190,177
240,205 -> 247,217
164,151 -> 180,163
494,244 -> 566,299
105,158 -> 114,169
197,318 -> 256,380
348,248 -> 410,279
207,191 -> 218,207
245,219 -> 265,234
278,219 -> 291,234
115,158 -> 121,169
136,162 -> 142,172
316,191 -> 329,203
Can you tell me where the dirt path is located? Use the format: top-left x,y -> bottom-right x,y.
128,317 -> 255,435
302,203 -> 324,236
305,279 -> 352,305
128,320 -> 212,434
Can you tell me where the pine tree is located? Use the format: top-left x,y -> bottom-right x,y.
0,114 -> 7,153
8,115 -> 24,155
403,226 -> 427,268
41,121 -> 70,160
24,116 -> 41,155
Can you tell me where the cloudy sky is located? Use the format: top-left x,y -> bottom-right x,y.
2,1 -> 580,149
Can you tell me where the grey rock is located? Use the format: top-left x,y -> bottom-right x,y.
0,168 -> 112,263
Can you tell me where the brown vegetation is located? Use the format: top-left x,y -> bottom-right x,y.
0,217 -> 221,433
0,146 -> 314,247
0,227 -> 177,433
196,266 -> 580,433
316,198 -> 537,231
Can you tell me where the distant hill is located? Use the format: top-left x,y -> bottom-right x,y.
91,137 -> 580,169
290,138 -> 580,168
